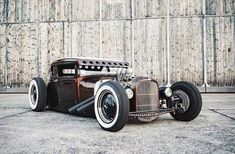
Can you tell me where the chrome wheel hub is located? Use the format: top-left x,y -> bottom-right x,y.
98,90 -> 117,123
30,85 -> 37,105
173,90 -> 190,112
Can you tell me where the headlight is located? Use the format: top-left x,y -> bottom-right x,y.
164,87 -> 172,97
125,88 -> 134,99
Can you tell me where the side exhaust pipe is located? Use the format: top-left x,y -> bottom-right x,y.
68,96 -> 95,114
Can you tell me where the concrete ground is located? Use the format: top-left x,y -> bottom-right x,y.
0,94 -> 234,154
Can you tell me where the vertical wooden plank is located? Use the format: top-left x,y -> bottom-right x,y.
28,0 -> 37,22
48,0 -> 56,21
133,19 -> 144,76
7,24 -> 20,86
7,0 -> 16,22
149,0 -> 167,17
0,24 -> 4,85
71,21 -> 99,57
102,0 -> 131,19
192,0 -> 203,15
71,22 -> 81,57
72,0 -> 100,20
134,0 -> 169,18
206,17 -> 214,86
7,0 -> 37,22
170,18 -> 203,86
170,0 -> 203,16
38,0 -> 49,21
0,0 -> 3,22
80,21 -> 100,57
47,23 -> 65,63
22,24 -> 37,85
71,0 -> 80,20
39,23 -> 48,81
207,17 -> 235,86
47,0 -> 69,21
60,0 -> 70,21
134,19 -> 166,84
102,20 -> 131,61
63,22 -> 71,57
215,17 -> 225,85
223,0 -> 235,15
39,23 -> 65,82
135,0 -> 203,18
7,24 -> 37,87
15,0 -> 21,22
55,0 -> 61,21
206,0 -> 235,15
134,0 -> 147,18
21,0 -> 29,22
84,0 -> 100,19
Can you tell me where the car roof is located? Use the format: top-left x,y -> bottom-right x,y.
51,57 -> 129,68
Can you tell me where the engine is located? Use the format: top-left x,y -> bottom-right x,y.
116,67 -> 134,81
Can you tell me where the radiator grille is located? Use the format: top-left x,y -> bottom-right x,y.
136,80 -> 159,111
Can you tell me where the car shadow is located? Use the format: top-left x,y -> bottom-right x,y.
127,116 -> 175,125
45,108 -> 176,125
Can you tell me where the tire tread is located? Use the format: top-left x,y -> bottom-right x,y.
170,81 -> 202,121
96,81 -> 129,132
31,77 -> 47,112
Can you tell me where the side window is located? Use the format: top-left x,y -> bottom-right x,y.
58,64 -> 77,77
62,69 -> 75,75
51,66 -> 57,77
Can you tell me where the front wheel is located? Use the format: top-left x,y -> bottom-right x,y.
169,81 -> 202,121
94,81 -> 129,132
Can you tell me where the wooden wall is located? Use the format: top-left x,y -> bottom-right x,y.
0,24 -> 4,86
0,0 -> 234,90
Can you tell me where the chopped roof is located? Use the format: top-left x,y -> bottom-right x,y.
52,57 -> 129,68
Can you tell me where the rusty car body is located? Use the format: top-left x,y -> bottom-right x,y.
29,57 -> 202,132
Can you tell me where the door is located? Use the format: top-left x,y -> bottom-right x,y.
49,64 -> 78,112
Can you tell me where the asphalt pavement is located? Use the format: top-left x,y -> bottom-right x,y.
0,93 -> 234,154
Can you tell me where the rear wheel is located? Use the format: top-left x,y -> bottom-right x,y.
94,81 -> 129,132
169,81 -> 202,121
28,77 -> 47,111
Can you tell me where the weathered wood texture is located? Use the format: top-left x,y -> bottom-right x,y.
134,19 -> 166,85
134,0 -> 203,17
7,24 -> 37,87
207,17 -> 235,86
72,0 -> 100,20
39,23 -> 68,82
170,18 -> 203,85
71,21 -> 100,57
39,0 -> 100,21
102,0 -> 131,19
102,20 -> 131,61
206,0 -> 235,15
134,0 -> 166,17
0,0 -> 3,22
0,24 -> 4,85
169,0 -> 203,16
0,0 -> 234,88
7,0 -> 37,22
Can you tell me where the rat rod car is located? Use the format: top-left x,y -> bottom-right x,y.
29,57 -> 202,132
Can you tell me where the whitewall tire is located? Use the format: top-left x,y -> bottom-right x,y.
94,81 -> 129,132
28,77 -> 47,111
